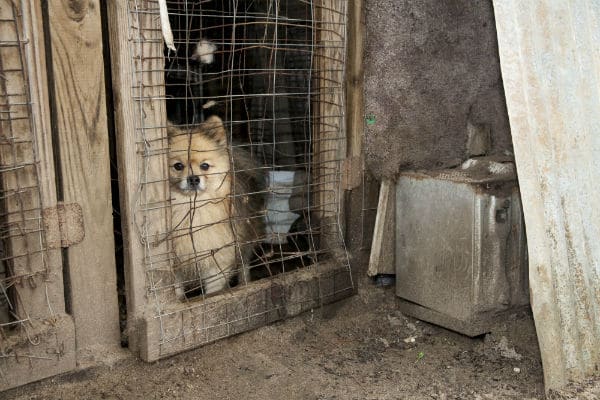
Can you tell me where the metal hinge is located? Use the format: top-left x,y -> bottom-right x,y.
43,202 -> 85,249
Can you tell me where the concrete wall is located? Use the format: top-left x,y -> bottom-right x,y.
364,0 -> 512,179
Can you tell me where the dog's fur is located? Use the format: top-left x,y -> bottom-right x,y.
168,116 -> 264,297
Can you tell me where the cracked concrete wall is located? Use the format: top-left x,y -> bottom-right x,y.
364,0 -> 513,179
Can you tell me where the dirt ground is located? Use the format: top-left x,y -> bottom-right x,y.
3,270 -> 553,400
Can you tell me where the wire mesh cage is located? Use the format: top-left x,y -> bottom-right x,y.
114,0 -> 353,358
0,1 -> 75,387
0,0 -> 48,349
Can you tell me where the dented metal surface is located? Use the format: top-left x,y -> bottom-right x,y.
493,0 -> 600,391
395,169 -> 528,336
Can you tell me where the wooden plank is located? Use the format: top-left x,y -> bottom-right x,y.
314,0 -> 347,249
104,1 -> 147,353
0,0 -> 75,390
367,179 -> 395,276
344,0 -> 364,190
46,0 -> 120,353
141,261 -> 354,362
106,0 -> 172,354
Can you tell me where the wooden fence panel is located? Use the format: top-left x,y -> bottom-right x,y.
0,0 -> 75,390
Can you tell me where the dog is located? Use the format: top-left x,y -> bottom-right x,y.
168,116 -> 265,298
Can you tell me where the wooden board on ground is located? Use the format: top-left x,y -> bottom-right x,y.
367,179 -> 395,276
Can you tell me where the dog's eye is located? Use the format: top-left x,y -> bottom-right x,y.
200,162 -> 210,171
173,162 -> 184,171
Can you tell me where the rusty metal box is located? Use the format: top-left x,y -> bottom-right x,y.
395,163 -> 529,336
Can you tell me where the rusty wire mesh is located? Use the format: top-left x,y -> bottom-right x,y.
0,2 -> 54,358
125,0 -> 352,350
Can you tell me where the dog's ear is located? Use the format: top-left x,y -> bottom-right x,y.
200,115 -> 227,146
166,120 -> 182,140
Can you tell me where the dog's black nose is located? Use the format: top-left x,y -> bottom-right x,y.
187,175 -> 201,186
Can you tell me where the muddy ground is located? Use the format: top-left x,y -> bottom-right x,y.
3,269 -> 554,400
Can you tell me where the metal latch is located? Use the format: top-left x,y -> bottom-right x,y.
43,202 -> 85,249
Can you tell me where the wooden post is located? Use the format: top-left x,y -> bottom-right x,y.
106,0 -> 172,354
314,0 -> 347,250
45,0 -> 120,355
344,0 -> 364,190
343,0 -> 372,253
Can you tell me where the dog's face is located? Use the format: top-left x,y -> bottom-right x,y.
168,116 -> 231,198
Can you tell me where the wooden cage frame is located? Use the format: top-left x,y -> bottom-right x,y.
106,0 -> 355,361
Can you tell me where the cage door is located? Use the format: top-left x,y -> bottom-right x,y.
107,0 -> 353,362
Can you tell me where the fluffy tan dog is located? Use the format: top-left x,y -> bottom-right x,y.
168,116 -> 264,298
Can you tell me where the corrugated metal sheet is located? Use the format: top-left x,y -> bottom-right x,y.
492,0 -> 600,391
